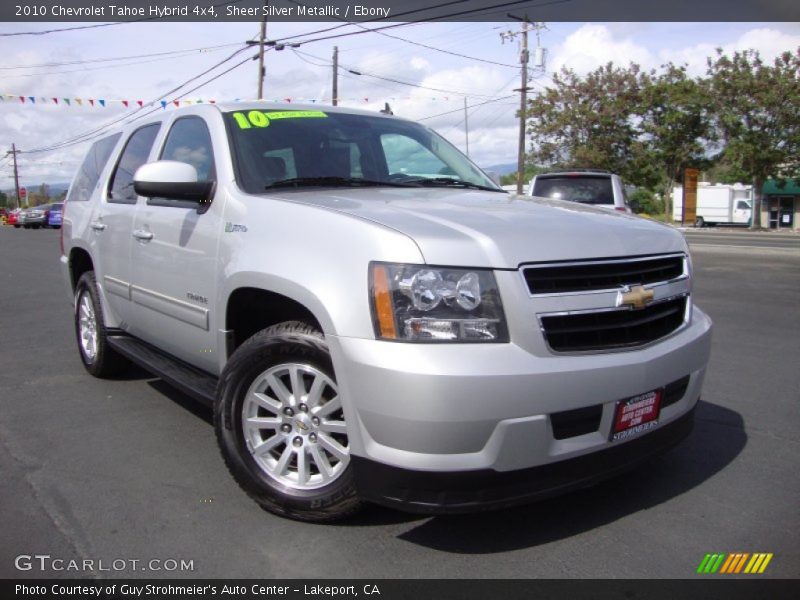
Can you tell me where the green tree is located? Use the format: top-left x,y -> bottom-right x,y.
706,48 -> 800,228
635,64 -> 715,219
0,190 -> 7,209
525,62 -> 642,177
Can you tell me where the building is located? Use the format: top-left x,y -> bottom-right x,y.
762,179 -> 799,231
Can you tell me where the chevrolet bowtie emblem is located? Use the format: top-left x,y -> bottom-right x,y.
618,285 -> 655,310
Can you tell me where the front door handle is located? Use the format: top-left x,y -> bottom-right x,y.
132,229 -> 154,241
90,221 -> 106,231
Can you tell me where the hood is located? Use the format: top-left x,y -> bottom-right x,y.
265,187 -> 685,268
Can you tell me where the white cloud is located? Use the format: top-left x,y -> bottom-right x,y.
660,27 -> 800,75
549,24 -> 655,74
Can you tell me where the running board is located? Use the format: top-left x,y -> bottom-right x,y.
107,336 -> 217,406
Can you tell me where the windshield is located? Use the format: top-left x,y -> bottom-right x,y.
225,109 -> 501,194
532,176 -> 614,205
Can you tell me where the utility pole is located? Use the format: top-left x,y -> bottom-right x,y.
464,98 -> 470,157
332,46 -> 339,106
256,2 -> 268,99
6,143 -> 21,209
502,18 -> 545,194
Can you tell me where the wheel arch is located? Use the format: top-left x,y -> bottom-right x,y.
223,282 -> 330,357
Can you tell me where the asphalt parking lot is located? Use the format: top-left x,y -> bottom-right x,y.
1,227 -> 798,579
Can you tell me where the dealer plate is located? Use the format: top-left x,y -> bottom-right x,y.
611,389 -> 662,441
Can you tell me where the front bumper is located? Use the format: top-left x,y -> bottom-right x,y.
352,406 -> 695,514
327,305 -> 711,509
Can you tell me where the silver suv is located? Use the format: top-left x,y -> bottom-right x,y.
528,169 -> 632,213
61,103 -> 711,521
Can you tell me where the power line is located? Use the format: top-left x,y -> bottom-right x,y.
293,49 -> 502,98
21,45 -> 256,154
418,95 -> 517,121
1,47 -> 237,80
0,41 -> 244,70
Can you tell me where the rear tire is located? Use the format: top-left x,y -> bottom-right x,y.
74,272 -> 130,378
215,321 -> 362,522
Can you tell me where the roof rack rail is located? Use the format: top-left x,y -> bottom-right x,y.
544,168 -> 612,174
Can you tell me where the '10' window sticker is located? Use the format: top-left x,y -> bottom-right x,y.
231,110 -> 328,129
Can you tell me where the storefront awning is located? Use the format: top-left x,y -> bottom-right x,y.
763,179 -> 800,195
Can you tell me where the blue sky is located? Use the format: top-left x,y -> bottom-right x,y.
1,20 -> 798,184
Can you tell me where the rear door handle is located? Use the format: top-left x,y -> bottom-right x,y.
132,229 -> 154,241
90,221 -> 106,231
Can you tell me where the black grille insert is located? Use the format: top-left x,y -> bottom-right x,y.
551,404 -> 603,440
662,375 -> 691,408
541,297 -> 687,352
524,255 -> 684,294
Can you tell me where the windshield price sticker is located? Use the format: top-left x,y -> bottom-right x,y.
232,110 -> 328,129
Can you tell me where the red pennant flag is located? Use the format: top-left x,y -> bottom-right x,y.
136,100 -> 143,107
284,97 -> 292,102
173,100 -> 179,107
122,100 -> 129,108
19,96 -> 25,103
88,99 -> 95,106
52,98 -> 59,104
209,99 -> 215,104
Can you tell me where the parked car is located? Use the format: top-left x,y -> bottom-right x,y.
7,208 -> 22,227
21,204 -> 55,229
61,103 -> 711,522
528,169 -> 632,213
47,202 -> 64,228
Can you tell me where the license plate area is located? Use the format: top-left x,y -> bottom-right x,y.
611,389 -> 662,441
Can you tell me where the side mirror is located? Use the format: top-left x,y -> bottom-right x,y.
133,161 -> 215,204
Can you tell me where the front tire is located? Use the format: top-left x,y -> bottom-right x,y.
74,272 -> 130,377
215,321 -> 362,522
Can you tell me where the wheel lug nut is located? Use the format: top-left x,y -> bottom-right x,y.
299,404 -> 308,413
309,433 -> 317,443
283,407 -> 294,417
292,436 -> 303,447
280,424 -> 291,433
311,417 -> 320,426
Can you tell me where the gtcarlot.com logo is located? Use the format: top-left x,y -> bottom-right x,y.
697,552 -> 773,574
14,554 -> 194,573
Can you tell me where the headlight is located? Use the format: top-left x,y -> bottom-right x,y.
369,262 -> 508,342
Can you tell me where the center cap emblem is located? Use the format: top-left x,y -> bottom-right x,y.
295,419 -> 309,431
617,285 -> 655,310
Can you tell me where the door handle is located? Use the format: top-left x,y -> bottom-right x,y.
132,229 -> 154,241
90,221 -> 106,231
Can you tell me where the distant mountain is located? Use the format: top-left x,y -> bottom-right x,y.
482,162 -> 518,176
2,182 -> 70,197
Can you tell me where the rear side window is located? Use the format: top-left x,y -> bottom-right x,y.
533,176 -> 614,205
160,117 -> 216,180
108,123 -> 160,204
66,133 -> 121,202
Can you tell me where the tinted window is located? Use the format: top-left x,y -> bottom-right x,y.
533,176 -> 614,205
160,117 -> 215,180
737,201 -> 751,210
66,133 -> 121,202
108,124 -> 160,204
225,110 -> 499,194
381,133 -> 450,177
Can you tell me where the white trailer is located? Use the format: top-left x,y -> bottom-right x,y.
673,183 -> 752,227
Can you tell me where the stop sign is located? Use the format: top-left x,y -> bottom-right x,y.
19,187 -> 27,199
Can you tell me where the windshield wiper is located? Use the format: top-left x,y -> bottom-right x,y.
402,177 -> 503,192
265,176 -> 417,190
